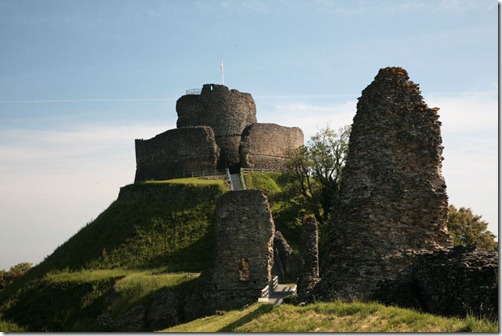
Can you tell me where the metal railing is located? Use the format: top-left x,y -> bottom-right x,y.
241,168 -> 279,174
260,276 -> 279,299
186,88 -> 201,95
190,169 -> 226,178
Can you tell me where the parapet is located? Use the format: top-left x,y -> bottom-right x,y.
134,126 -> 218,182
240,123 -> 304,171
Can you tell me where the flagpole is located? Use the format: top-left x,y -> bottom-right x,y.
221,59 -> 224,85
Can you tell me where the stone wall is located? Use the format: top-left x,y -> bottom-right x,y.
186,190 -> 275,317
240,123 -> 304,171
134,126 -> 218,182
274,231 -> 299,283
297,217 -> 321,303
317,67 -> 452,300
176,84 -> 257,168
371,245 -> 498,318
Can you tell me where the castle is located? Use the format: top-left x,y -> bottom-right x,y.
134,84 -> 304,181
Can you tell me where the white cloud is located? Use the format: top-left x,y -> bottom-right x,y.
260,101 -> 356,140
0,123 -> 170,269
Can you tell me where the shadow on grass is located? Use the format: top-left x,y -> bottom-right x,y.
218,304 -> 275,332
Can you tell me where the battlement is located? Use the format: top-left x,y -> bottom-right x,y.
134,84 -> 303,181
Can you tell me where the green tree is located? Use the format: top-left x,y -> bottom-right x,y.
447,205 -> 497,251
0,262 -> 32,291
284,125 -> 351,226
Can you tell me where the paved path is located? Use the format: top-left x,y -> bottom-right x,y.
267,284 -> 297,306
230,174 -> 243,191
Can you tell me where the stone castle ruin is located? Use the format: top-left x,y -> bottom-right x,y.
186,190 -> 276,317
134,84 -> 303,181
316,67 -> 454,300
125,70 -> 496,325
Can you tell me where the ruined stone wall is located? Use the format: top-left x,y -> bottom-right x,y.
297,217 -> 321,303
134,126 -> 218,182
186,190 -> 275,315
176,84 -> 257,168
372,245 -> 498,318
317,67 -> 452,300
240,123 -> 304,170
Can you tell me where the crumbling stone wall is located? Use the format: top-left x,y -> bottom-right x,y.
240,123 -> 304,171
273,231 -> 299,283
372,245 -> 498,318
134,126 -> 218,182
176,84 -> 257,168
297,217 -> 321,303
186,190 -> 275,317
317,67 -> 452,301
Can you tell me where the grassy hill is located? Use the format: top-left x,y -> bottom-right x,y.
0,177 -> 229,331
39,178 -> 229,272
163,301 -> 498,333
0,173 -> 497,332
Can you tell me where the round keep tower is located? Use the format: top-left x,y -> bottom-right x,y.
176,84 -> 257,170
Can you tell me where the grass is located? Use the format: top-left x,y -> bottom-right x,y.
109,271 -> 199,318
162,301 -> 499,333
38,182 -> 224,272
162,303 -> 275,332
145,176 -> 229,189
0,268 -> 199,332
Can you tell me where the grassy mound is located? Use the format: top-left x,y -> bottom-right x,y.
0,269 -> 198,332
163,301 -> 498,333
38,179 -> 228,272
0,178 -> 228,331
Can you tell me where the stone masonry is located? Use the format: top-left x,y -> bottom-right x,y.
134,126 -> 218,182
317,67 -> 452,301
134,84 -> 303,181
176,84 -> 257,169
297,216 -> 321,303
371,245 -> 498,318
240,123 -> 304,171
185,190 -> 275,317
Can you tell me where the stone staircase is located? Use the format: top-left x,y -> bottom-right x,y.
229,174 -> 243,190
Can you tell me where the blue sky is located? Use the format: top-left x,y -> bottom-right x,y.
0,0 -> 498,270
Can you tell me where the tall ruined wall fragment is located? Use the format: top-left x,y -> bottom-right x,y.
297,216 -> 321,303
317,67 -> 452,300
176,84 -> 257,169
240,123 -> 304,171
185,190 -> 275,317
134,126 -> 218,182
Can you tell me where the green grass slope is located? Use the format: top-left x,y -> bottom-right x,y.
39,179 -> 228,272
0,269 -> 198,331
163,301 -> 498,333
0,177 -> 228,331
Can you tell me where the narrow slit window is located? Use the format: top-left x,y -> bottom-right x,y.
238,258 -> 250,281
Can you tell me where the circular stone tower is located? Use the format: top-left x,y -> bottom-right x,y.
176,84 -> 257,170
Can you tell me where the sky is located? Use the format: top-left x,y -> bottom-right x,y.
0,0 -> 498,270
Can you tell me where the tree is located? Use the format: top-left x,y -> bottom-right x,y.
0,262 -> 32,291
284,125 -> 351,226
447,205 -> 497,251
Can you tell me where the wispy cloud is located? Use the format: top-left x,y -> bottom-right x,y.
313,0 -> 494,16
260,101 -> 356,139
0,98 -> 177,104
0,123 -> 170,268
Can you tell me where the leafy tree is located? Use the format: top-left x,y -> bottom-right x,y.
447,205 -> 497,251
283,125 -> 351,226
0,262 -> 32,291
